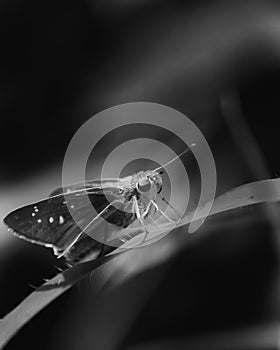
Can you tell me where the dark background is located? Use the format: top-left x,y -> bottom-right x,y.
1,0 -> 280,349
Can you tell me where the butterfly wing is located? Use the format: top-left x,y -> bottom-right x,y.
49,179 -> 122,197
4,183 -> 136,262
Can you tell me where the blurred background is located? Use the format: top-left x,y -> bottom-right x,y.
1,0 -> 280,349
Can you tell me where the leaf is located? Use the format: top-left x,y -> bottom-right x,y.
0,255 -> 116,349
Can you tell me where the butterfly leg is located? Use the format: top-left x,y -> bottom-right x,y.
132,195 -> 150,244
57,201 -> 118,259
151,200 -> 175,223
159,193 -> 181,221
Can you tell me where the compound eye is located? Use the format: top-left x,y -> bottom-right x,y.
137,181 -> 151,193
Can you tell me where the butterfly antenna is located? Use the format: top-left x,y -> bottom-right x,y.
153,143 -> 196,172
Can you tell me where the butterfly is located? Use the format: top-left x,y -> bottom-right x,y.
3,149 -> 191,264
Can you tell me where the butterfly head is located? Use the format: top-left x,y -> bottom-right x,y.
136,170 -> 163,197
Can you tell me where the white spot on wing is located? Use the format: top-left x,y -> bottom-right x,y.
37,219 -> 42,223
59,216 -> 64,224
32,212 -> 36,217
49,217 -> 54,223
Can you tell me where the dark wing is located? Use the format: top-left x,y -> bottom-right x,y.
4,184 -> 136,262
